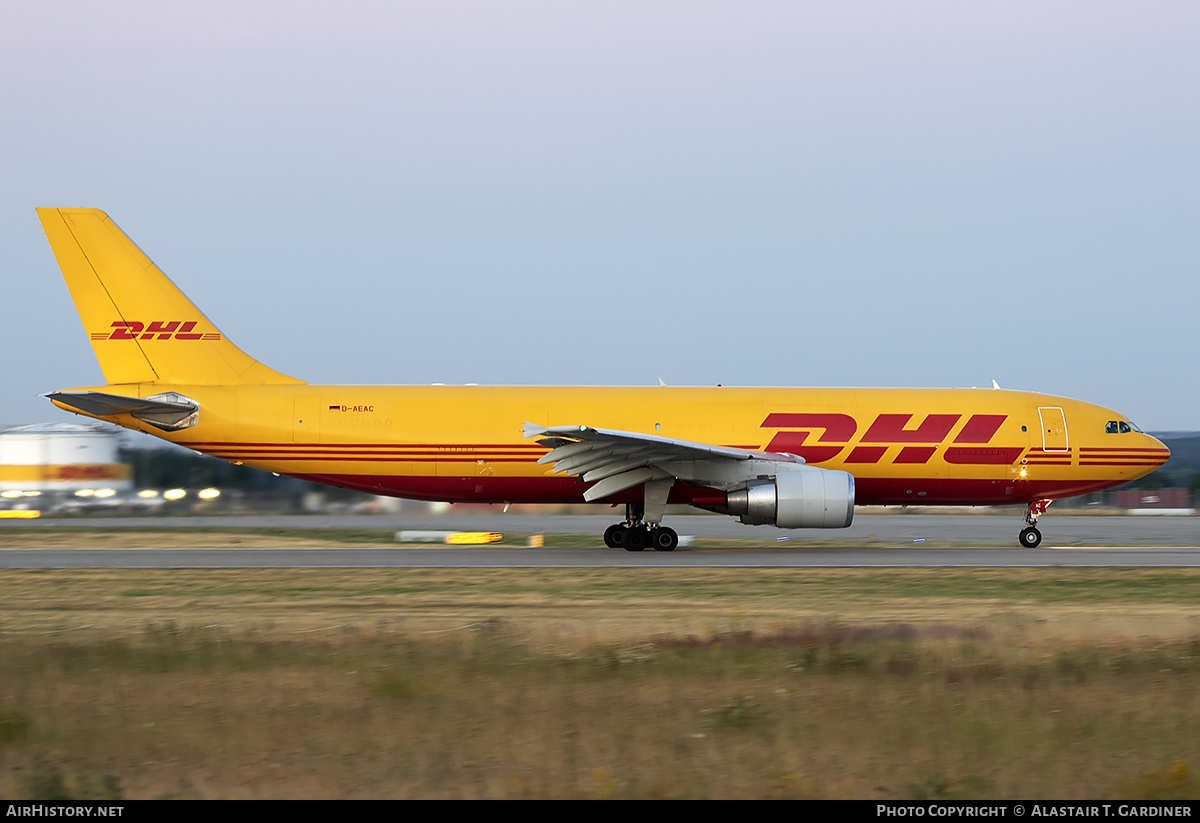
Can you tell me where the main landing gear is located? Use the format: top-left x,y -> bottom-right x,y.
604,520 -> 680,552
602,484 -> 680,552
1018,500 -> 1051,548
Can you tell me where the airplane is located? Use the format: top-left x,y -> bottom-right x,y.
36,208 -> 1171,551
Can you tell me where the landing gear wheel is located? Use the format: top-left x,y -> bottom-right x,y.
624,526 -> 649,552
603,524 -> 628,549
651,526 -> 679,552
1019,527 -> 1042,548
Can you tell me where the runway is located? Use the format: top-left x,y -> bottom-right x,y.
2,511 -> 1198,542
0,513 -> 1196,568
2,544 -> 1199,569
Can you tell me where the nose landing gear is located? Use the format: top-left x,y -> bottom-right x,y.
1019,500 -> 1051,548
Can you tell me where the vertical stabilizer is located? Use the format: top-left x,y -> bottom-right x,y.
37,207 -> 303,386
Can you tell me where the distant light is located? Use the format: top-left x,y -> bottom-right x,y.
74,489 -> 95,497
913,538 -> 926,543
93,488 -> 116,498
1,490 -> 22,499
776,536 -> 789,541
137,489 -> 159,499
23,491 -> 41,497
164,489 -> 186,501
198,488 -> 220,500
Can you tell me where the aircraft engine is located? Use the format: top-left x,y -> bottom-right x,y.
725,468 -> 855,529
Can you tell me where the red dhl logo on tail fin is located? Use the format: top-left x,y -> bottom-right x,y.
761,413 -> 1022,465
90,321 -> 221,341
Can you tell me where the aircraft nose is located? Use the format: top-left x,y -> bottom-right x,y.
1132,432 -> 1171,472
1147,434 -> 1171,466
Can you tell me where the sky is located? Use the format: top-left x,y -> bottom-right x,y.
2,2 -> 1197,431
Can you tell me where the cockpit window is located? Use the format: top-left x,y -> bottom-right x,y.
1129,421 -> 1143,433
1106,421 -> 1119,434
1119,421 -> 1131,434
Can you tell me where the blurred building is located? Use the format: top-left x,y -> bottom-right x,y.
0,422 -> 132,498
1111,488 -> 1192,509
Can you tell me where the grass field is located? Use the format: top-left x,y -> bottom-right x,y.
1,530 -> 1198,799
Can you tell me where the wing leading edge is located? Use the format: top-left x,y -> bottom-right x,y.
522,422 -> 805,501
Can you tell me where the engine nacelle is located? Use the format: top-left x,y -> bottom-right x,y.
725,468 -> 855,529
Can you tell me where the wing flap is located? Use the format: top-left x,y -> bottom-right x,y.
582,458 -> 657,483
582,468 -> 662,502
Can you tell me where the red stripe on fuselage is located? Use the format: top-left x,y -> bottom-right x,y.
943,447 -> 1024,464
176,441 -> 545,449
286,473 -> 1136,508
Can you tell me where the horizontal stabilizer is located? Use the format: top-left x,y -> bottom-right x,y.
47,390 -> 199,431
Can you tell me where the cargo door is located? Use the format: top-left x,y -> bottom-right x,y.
1038,407 -> 1068,452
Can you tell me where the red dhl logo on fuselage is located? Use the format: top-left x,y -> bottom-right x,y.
90,321 -> 221,341
762,413 -> 1025,465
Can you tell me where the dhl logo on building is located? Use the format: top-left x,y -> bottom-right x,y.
90,321 -> 221,341
760,412 -> 1024,465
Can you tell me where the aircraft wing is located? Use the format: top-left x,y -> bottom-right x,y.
522,422 -> 802,501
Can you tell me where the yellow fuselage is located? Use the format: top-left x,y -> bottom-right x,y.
58,383 -> 1169,507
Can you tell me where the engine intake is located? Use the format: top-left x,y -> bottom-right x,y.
726,469 -> 855,529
